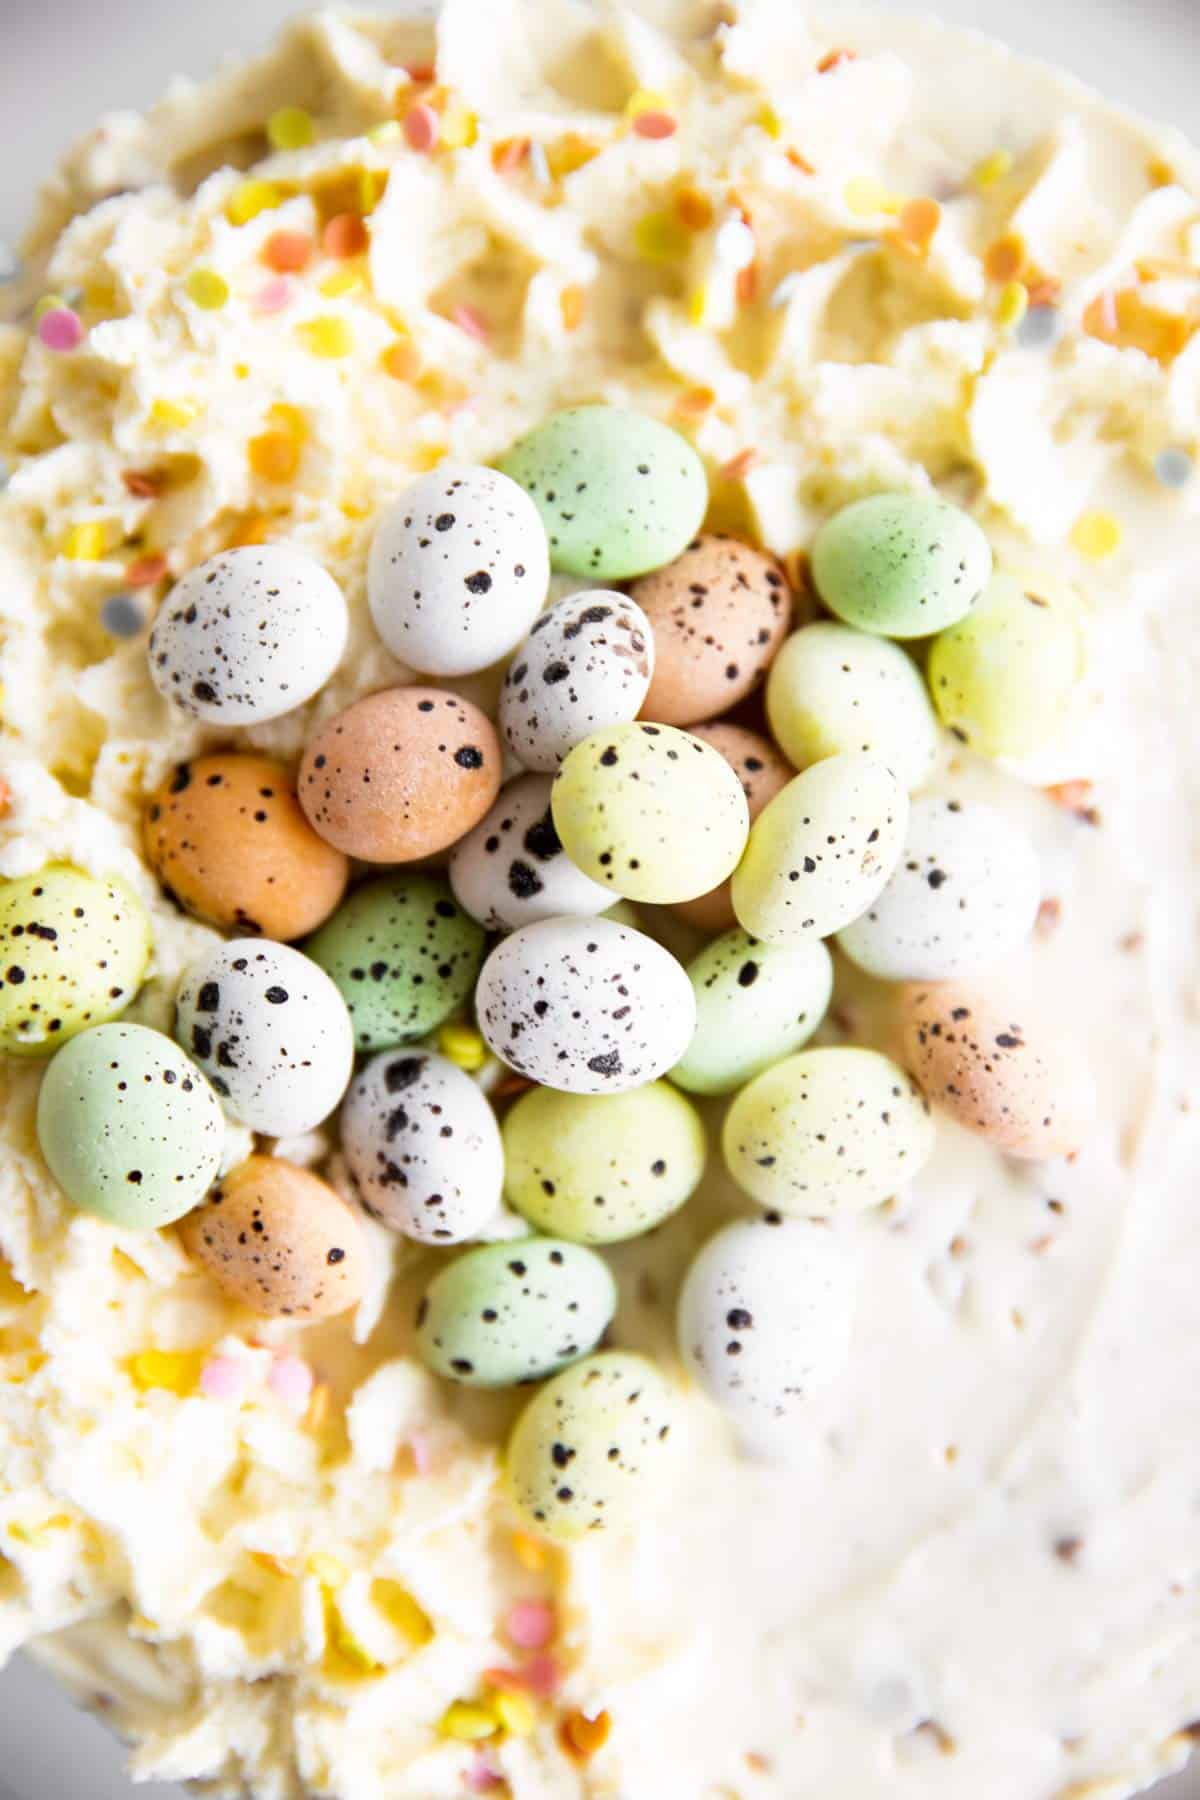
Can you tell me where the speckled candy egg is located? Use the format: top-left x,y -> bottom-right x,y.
723,1047 -> 934,1216
449,774 -> 610,932
144,754 -> 348,941
305,874 -> 485,1052
838,796 -> 1041,982
367,465 -> 549,676
502,1081 -> 707,1244
0,866 -> 151,1057
475,916 -> 696,1095
179,1155 -> 369,1320
148,545 -> 348,725
36,1023 -> 224,1228
812,493 -> 992,638
506,1350 -> 682,1541
498,406 -> 708,580
339,1048 -> 504,1243
298,687 -> 501,862
176,940 -> 354,1138
765,621 -> 938,791
671,930 -> 833,1097
900,982 -> 1086,1159
499,589 -> 655,772
731,753 -> 908,945
632,534 -> 790,726
672,725 -> 794,933
552,722 -> 749,905
415,1238 -> 617,1387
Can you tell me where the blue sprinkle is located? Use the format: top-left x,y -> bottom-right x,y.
1016,305 -> 1060,349
100,594 -> 146,638
1154,447 -> 1193,489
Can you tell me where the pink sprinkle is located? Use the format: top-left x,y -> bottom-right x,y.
269,1354 -> 313,1414
520,1653 -> 564,1699
404,105 -> 440,153
633,111 -> 677,140
451,304 -> 490,344
409,1431 -> 434,1475
200,1355 -> 247,1402
504,1599 -> 555,1651
253,277 -> 294,315
37,307 -> 84,352
464,1753 -> 503,1794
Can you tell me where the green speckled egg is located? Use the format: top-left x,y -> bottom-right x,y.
305,875 -> 485,1053
0,866 -> 152,1057
812,493 -> 992,638
415,1237 -> 617,1387
36,1023 -> 225,1228
503,1081 -> 707,1244
552,722 -> 749,905
671,930 -> 833,1097
497,407 -> 708,580
765,622 -> 938,791
506,1350 -> 682,1540
927,571 -> 1086,758
723,1046 -> 934,1217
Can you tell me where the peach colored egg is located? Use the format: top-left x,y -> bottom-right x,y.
179,1155 -> 369,1320
672,724 -> 794,932
633,534 -> 792,727
899,982 -> 1085,1159
144,753 -> 348,941
299,687 -> 501,862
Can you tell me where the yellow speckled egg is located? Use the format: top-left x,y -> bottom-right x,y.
672,724 -> 794,933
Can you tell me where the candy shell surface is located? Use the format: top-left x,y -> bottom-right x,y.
671,930 -> 833,1097
449,774 -> 610,932
0,866 -> 151,1057
927,571 -> 1086,758
672,725 -> 794,933
811,493 -> 992,638
765,621 -> 938,791
499,589 -> 654,772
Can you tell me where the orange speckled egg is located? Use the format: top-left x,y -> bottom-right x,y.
899,982 -> 1086,1160
298,687 -> 502,862
672,724 -> 794,933
145,754 -> 348,940
633,534 -> 792,727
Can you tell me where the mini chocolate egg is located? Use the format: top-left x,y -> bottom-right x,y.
144,754 -> 348,942
928,571 -> 1086,758
180,1154 -> 369,1320
305,874 -> 485,1052
0,865 -> 151,1057
415,1237 -> 617,1387
298,687 -> 501,862
506,1350 -> 682,1541
502,1081 -> 707,1244
731,753 -> 908,945
499,589 -> 655,772
632,534 -> 790,726
677,1217 -> 856,1450
672,725 -> 794,933
367,465 -> 549,676
36,1023 -> 224,1228
838,796 -> 1041,982
498,406 -> 708,580
671,929 -> 832,1097
551,722 -> 749,905
449,774 -> 610,932
475,916 -> 696,1095
765,621 -> 938,791
900,982 -> 1085,1158
723,1047 -> 934,1216
176,940 -> 354,1138
812,492 -> 992,638
340,1048 -> 504,1243
148,544 -> 348,725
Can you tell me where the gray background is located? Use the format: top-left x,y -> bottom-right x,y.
1,0 -> 1199,1796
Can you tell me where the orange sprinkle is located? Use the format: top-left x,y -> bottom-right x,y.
632,110 -> 677,140
248,430 -> 301,483
675,187 -> 714,231
560,1711 -> 612,1763
322,213 -> 369,259
984,234 -> 1026,283
896,196 -> 941,251
817,48 -> 856,73
735,263 -> 759,307
125,555 -> 169,588
559,285 -> 586,332
1025,274 -> 1062,308
786,148 -> 816,174
404,61 -> 436,84
381,339 -> 421,381
1045,779 -> 1098,823
1084,287 -> 1195,366
673,384 -> 715,420
720,448 -> 759,482
121,469 -> 165,499
492,137 -> 530,174
0,778 -> 12,822
263,231 -> 313,274
1147,156 -> 1175,188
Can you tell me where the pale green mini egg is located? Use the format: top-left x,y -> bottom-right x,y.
765,622 -> 938,791
812,493 -> 992,638
723,1046 -> 934,1217
497,406 -> 708,580
415,1237 -> 617,1388
731,753 -> 908,945
0,865 -> 152,1057
671,930 -> 833,1097
305,874 -> 485,1053
551,722 -> 749,905
36,1023 -> 225,1228
927,571 -> 1086,758
506,1350 -> 682,1540
503,1081 -> 707,1245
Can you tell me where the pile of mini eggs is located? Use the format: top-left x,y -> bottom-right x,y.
1,405 -> 1088,1540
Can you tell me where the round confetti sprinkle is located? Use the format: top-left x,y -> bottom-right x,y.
36,307 -> 83,351
263,230 -> 313,273
200,1355 -> 247,1401
1016,304 -> 1060,349
404,104 -> 440,152
267,105 -> 315,151
632,110 -> 677,139
100,594 -> 145,638
253,277 -> 294,314
296,316 -> 354,358
186,269 -> 230,311
1155,447 -> 1193,488
322,212 -> 369,259
1070,510 -> 1122,559
268,1354 -> 314,1414
227,180 -> 282,226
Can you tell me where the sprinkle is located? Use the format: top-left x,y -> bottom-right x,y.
625,88 -> 671,122
249,430 -> 302,482
441,108 -> 479,150
186,269 -> 230,311
33,293 -> 65,322
36,307 -> 83,352
673,384 -> 715,420
451,304 -> 490,343
404,104 -> 440,152
675,187 -> 713,231
403,61 -> 436,84
381,338 -> 421,381
560,1709 -> 611,1762
510,1530 -> 549,1573
560,285 -> 586,332
438,1021 -> 487,1070
504,1600 -> 555,1651
62,522 -> 110,562
409,1430 -> 435,1474
633,110 -> 677,140
125,555 -> 169,588
634,211 -> 687,263
1070,510 -> 1122,560
296,316 -> 354,358
320,267 -> 365,299
687,287 -> 708,326
371,1579 -> 433,1645
267,106 -> 315,152
1025,275 -> 1062,308
1045,779 -> 1096,821
786,147 -> 816,174
1155,447 -> 1193,488
756,103 -> 783,139
971,148 -> 1014,191
517,1654 -> 563,1699
1147,156 -> 1175,188
720,449 -> 759,482
309,1551 -> 348,1589
100,594 -> 146,639
439,1703 -> 498,1743
528,141 -> 552,187
817,48 -> 856,73
129,1350 -> 204,1395
323,212 -> 369,259
121,469 -> 165,499
465,1753 -> 504,1794
844,176 -> 902,218
491,1689 -> 536,1737
1015,304 -> 1060,349
269,1353 -> 314,1413
253,277 -> 294,314
735,262 -> 757,309
984,234 -> 1026,283
0,779 -> 11,821
150,398 -> 202,430
714,216 -> 756,269
492,137 -> 530,174
996,281 -> 1028,330
227,180 -> 284,226
893,196 -> 941,255
228,512 -> 272,548
199,1354 -> 247,1401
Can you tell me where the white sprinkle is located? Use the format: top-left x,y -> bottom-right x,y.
529,141 -> 552,187
1154,447 -> 1193,489
714,216 -> 756,270
769,271 -> 804,309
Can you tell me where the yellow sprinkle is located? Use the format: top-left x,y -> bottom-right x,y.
358,169 -> 389,214
844,175 -> 903,218
296,316 -> 354,359
319,266 -> 365,299
511,1529 -> 549,1572
33,293 -> 66,323
308,1552 -> 348,1589
61,522 -> 110,562
441,108 -> 478,150
371,1579 -> 434,1646
268,401 -> 308,441
624,87 -> 670,120
128,1350 -> 204,1395
268,107 -> 315,152
368,120 -> 403,145
687,286 -> 708,326
323,1594 -> 384,1677
185,269 -> 230,311
490,1689 -> 536,1738
227,180 -> 284,226
150,398 -> 202,430
1070,510 -> 1122,560
305,1380 -> 333,1432
996,280 -> 1029,330
547,134 -> 600,180
439,1702 -> 499,1743
248,430 -> 301,483
756,103 -> 783,140
438,1021 -> 487,1072
971,149 -> 1014,192
634,210 -> 690,264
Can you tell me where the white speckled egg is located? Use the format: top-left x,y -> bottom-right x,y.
149,545 -> 348,724
499,589 -> 655,772
449,774 -> 610,932
339,1048 -> 504,1243
671,930 -> 833,1097
838,796 -> 1041,982
175,940 -> 354,1138
475,915 -> 696,1094
367,465 -> 549,676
